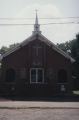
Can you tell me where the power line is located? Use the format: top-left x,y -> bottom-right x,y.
39,17 -> 79,19
0,22 -> 79,26
38,22 -> 79,24
0,23 -> 36,26
0,17 -> 79,20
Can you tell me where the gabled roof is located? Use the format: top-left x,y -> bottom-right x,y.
0,33 -> 75,63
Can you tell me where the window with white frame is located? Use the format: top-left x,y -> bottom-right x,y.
30,68 -> 44,83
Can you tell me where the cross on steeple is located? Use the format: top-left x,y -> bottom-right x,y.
33,45 -> 41,56
32,10 -> 41,34
35,9 -> 38,13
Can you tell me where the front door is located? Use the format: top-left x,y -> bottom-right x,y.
30,68 -> 44,83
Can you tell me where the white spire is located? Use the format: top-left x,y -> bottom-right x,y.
35,10 -> 38,25
32,10 -> 41,34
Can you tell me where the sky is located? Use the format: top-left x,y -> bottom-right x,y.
0,0 -> 79,48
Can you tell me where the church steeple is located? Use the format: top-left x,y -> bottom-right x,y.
32,10 -> 41,34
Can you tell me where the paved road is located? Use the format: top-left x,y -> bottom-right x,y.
0,99 -> 79,120
0,109 -> 79,120
0,101 -> 79,109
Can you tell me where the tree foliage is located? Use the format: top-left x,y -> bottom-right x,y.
57,34 -> 79,89
71,34 -> 79,74
57,34 -> 79,58
0,43 -> 19,55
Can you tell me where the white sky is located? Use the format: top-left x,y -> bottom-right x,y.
0,0 -> 79,48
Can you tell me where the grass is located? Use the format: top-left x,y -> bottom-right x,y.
73,91 -> 79,96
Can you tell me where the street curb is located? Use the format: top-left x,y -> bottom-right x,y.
0,107 -> 79,109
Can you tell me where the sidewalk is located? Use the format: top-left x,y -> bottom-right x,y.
0,101 -> 79,109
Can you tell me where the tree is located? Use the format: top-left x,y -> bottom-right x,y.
57,33 -> 79,90
71,34 -> 79,74
57,40 -> 74,55
0,43 -> 19,55
0,46 -> 8,55
9,43 -> 19,50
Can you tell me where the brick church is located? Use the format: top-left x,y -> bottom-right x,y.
0,13 -> 75,97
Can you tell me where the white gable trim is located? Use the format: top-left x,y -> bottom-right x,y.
1,33 -> 75,63
2,33 -> 36,58
37,34 -> 75,63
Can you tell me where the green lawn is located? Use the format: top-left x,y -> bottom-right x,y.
73,91 -> 79,96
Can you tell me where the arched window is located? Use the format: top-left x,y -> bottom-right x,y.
58,69 -> 67,83
6,68 -> 16,82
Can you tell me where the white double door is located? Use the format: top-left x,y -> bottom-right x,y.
30,68 -> 44,83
